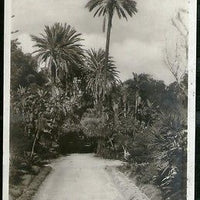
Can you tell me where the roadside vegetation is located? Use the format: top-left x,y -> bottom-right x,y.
10,1 -> 187,199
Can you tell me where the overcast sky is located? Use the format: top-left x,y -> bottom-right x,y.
11,0 -> 188,84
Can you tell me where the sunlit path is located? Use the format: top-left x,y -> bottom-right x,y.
33,154 -> 124,200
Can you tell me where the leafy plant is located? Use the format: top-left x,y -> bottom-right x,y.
154,114 -> 187,200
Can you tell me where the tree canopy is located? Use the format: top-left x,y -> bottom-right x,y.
31,23 -> 84,85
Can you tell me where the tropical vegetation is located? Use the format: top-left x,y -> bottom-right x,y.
10,2 -> 187,199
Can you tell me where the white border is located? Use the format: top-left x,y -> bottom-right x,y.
3,0 -> 11,199
187,0 -> 196,199
3,1 -> 197,200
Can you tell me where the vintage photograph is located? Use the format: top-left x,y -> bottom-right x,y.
7,0 -> 192,199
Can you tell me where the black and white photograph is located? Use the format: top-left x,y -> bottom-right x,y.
4,0 -> 196,199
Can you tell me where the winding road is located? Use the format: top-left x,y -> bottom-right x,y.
33,154 -> 125,200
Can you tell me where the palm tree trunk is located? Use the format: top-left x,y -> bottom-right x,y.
105,13 -> 112,69
52,53 -> 58,83
54,59 -> 59,83
104,13 -> 113,96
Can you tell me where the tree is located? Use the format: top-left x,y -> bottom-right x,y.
122,73 -> 165,122
171,9 -> 188,60
85,0 -> 137,85
84,48 -> 119,114
82,49 -> 119,155
164,9 -> 188,97
31,23 -> 84,91
11,39 -> 46,91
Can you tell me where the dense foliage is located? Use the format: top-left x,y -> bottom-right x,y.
10,20 -> 187,200
10,39 -> 85,186
81,72 -> 187,199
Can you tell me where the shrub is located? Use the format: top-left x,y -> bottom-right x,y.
154,114 -> 187,200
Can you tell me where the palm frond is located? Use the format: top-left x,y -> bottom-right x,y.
31,23 -> 85,85
84,48 -> 119,100
85,0 -> 137,20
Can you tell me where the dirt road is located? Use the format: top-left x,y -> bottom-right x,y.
33,153 -> 125,200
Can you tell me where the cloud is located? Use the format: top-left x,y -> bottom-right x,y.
11,0 -> 188,84
110,39 -> 175,84
11,0 -> 102,36
82,33 -> 105,50
17,33 -> 34,53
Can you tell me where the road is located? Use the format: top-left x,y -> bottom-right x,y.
33,153 -> 125,200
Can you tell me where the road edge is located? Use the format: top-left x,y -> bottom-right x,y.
106,166 -> 150,200
14,166 -> 52,200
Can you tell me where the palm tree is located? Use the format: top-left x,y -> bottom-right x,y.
84,48 -> 119,113
85,0 -> 137,76
31,23 -> 84,91
84,48 -> 119,154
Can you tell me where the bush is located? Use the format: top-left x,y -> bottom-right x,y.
154,114 -> 187,200
135,162 -> 158,184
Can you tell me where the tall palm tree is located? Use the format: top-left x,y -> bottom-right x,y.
31,23 -> 84,89
84,48 -> 119,111
85,0 -> 137,76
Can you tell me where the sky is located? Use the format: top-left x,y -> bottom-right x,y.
11,0 -> 188,84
